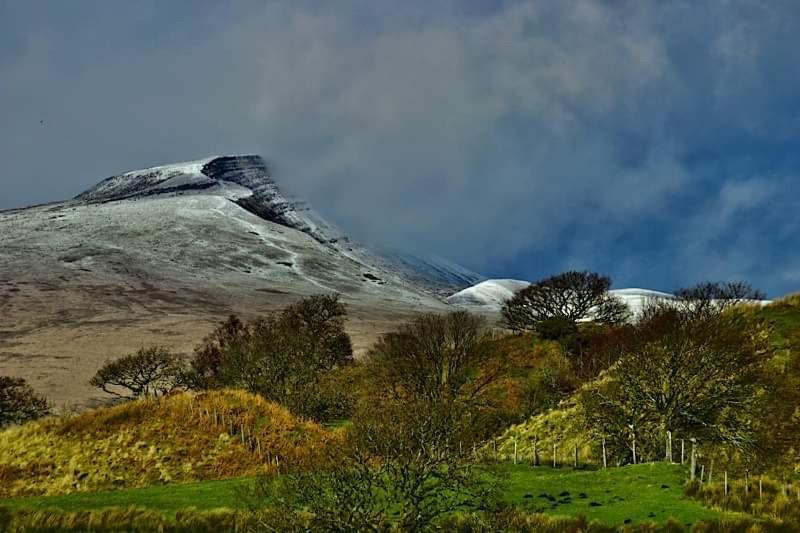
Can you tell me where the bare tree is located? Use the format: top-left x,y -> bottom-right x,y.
0,376 -> 50,427
674,281 -> 766,316
502,271 -> 629,332
581,306 -> 769,463
90,347 -> 184,399
368,311 -> 498,406
254,311 -> 500,531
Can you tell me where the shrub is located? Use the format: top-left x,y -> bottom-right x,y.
187,294 -> 353,421
0,376 -> 49,427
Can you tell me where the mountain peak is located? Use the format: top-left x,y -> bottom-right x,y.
76,155 -> 268,203
71,154 -> 483,297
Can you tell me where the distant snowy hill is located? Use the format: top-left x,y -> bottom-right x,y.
447,279 -> 676,317
447,280 -> 773,321
445,279 -> 530,309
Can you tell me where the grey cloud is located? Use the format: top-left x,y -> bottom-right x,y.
1,0 -> 799,293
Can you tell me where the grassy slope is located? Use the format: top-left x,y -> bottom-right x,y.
0,463 -> 731,526
493,297 -> 800,463
0,390 -> 335,497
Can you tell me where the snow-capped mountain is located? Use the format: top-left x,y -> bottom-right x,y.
0,154 -> 486,406
74,155 -> 481,296
447,279 -> 676,317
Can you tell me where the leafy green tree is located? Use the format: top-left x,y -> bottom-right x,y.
188,314 -> 247,389
0,376 -> 49,427
502,271 -> 629,332
188,294 -> 353,420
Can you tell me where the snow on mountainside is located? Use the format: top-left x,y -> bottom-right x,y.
445,279 -> 530,309
75,155 -> 481,296
377,251 -> 485,298
448,281 -> 772,319
1,154 -> 477,407
447,280 -> 677,316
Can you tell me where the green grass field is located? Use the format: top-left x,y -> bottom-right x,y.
500,462 -> 726,526
0,462 -> 734,527
0,477 -> 249,514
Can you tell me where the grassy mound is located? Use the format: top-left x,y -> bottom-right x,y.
0,390 -> 336,497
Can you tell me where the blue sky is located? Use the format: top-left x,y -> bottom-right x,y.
1,0 -> 799,296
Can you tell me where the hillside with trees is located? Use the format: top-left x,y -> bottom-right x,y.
1,284 -> 799,531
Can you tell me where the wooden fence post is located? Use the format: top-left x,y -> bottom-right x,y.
666,431 -> 672,463
513,438 -> 518,465
708,459 -> 713,484
553,442 -> 558,468
724,471 -> 728,497
759,477 -> 763,501
602,438 -> 607,469
689,439 -> 697,481
681,440 -> 685,465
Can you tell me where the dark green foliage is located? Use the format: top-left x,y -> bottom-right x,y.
90,347 -> 183,399
187,314 -> 246,390
536,317 -> 580,342
187,294 -> 353,421
502,271 -> 630,332
0,376 -> 49,427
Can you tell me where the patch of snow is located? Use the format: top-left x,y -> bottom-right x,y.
447,280 -> 773,321
446,279 -> 530,309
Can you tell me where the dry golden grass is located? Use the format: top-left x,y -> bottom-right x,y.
0,390 -> 337,497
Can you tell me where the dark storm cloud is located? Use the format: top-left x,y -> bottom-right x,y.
1,0 -> 799,295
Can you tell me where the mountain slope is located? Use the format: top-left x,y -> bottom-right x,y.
74,155 -> 481,295
0,154 -> 480,407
